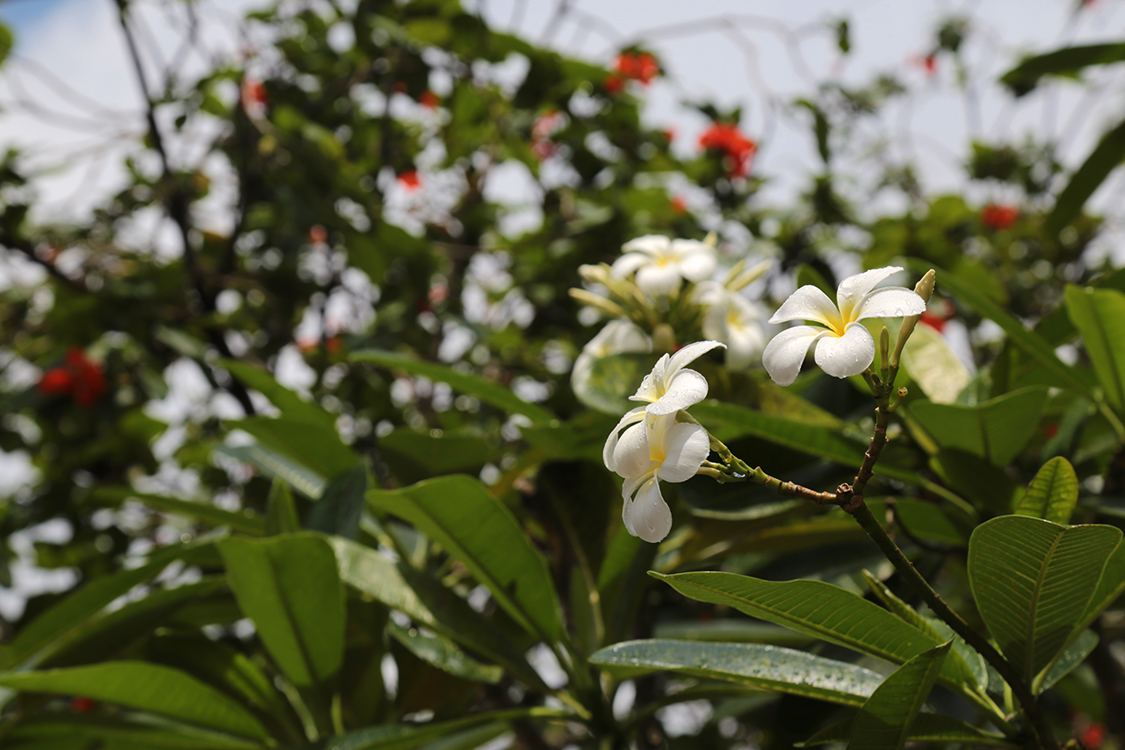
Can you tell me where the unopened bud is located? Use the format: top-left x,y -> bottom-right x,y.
703,231 -> 718,247
652,323 -> 676,354
880,326 -> 890,370
890,269 -> 935,368
578,263 -> 611,285
568,288 -> 627,319
727,260 -> 771,292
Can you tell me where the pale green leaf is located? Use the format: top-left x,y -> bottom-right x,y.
1014,457 -> 1079,525
850,641 -> 950,750
1066,285 -> 1125,411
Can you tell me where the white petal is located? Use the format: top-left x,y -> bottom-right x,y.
657,422 -> 710,483
702,301 -> 728,342
612,422 -> 652,478
610,252 -> 649,279
768,286 -> 841,329
624,477 -> 672,543
693,280 -> 725,306
836,266 -> 903,320
813,322 -> 875,378
631,354 -> 670,403
762,326 -> 829,386
725,324 -> 766,370
852,287 -> 927,322
603,407 -> 645,470
647,369 -> 709,416
671,240 -> 717,281
635,264 -> 683,295
622,234 -> 670,257
666,340 -> 725,377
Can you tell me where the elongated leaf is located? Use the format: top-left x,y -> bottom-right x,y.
5,714 -> 264,750
654,572 -> 944,669
217,444 -> 326,499
330,538 -> 547,691
219,533 -> 344,689
910,388 -> 1047,466
653,620 -> 815,647
1001,43 -> 1125,94
1014,457 -> 1079,525
898,322 -> 971,404
368,475 -> 563,641
801,714 -> 1018,748
1049,119 -> 1125,234
297,707 -> 567,750
0,662 -> 269,740
219,359 -> 336,431
1040,629 -> 1099,692
968,515 -> 1121,685
90,487 -> 265,535
1080,542 -> 1125,630
589,639 -> 883,707
304,463 -> 366,539
267,479 -> 301,535
235,415 -> 358,480
387,622 -> 502,684
849,641 -> 950,750
352,350 -> 554,424
1066,285 -> 1125,411
906,261 -> 1090,397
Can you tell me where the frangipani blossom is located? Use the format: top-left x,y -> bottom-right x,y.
611,235 -> 717,296
630,340 -> 724,416
603,412 -> 710,542
698,284 -> 766,370
762,266 -> 926,386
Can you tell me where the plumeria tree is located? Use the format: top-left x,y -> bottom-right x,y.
2,1 -> 1125,749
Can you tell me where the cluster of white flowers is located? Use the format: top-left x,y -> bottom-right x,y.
599,264 -> 928,544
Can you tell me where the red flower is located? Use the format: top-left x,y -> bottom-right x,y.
420,90 -> 440,109
919,310 -> 947,333
670,196 -> 688,214
240,78 -> 268,117
603,74 -> 625,95
614,52 -> 660,85
38,367 -> 74,396
1080,723 -> 1106,749
981,203 -> 1019,231
308,225 -> 327,245
70,697 -> 97,713
699,122 -> 758,177
397,170 -> 421,190
325,336 -> 342,354
922,54 -> 937,75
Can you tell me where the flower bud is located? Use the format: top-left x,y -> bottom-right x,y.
578,263 -> 611,285
890,269 -> 935,368
568,288 -> 627,319
727,260 -> 771,292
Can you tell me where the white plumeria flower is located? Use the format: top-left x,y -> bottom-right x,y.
698,285 -> 766,370
611,235 -> 717,296
762,266 -> 927,386
572,320 -> 652,392
603,412 -> 710,543
630,340 -> 724,417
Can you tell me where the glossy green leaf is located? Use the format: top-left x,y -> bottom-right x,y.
217,444 -> 326,499
968,515 -> 1121,685
1014,457 -> 1079,525
589,639 -> 883,707
898,322 -> 971,404
654,572 -> 945,669
0,662 -> 269,740
1050,120 -> 1125,234
387,622 -> 502,684
304,463 -> 366,539
219,533 -> 344,689
267,478 -> 302,535
1040,629 -> 1099,692
330,538 -> 547,691
572,352 -> 657,415
849,641 -> 950,750
352,350 -> 554,424
1066,285 -> 1125,411
1079,542 -> 1125,630
219,359 -> 336,431
234,415 -> 358,480
801,714 -> 1017,748
1001,43 -> 1125,94
379,429 -> 498,481
368,475 -> 563,642
90,487 -> 265,535
909,387 -> 1048,466
906,260 -> 1090,397
4,714 -> 264,750
653,620 -> 815,647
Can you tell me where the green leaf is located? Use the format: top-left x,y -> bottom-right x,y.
352,350 -> 554,424
906,261 -> 1090,397
304,463 -> 366,539
898,323 -> 971,404
909,387 -> 1048,466
218,533 -> 344,689
1066,285 -> 1125,411
572,352 -> 657,415
329,538 -> 548,691
0,662 -> 269,740
0,23 -> 13,69
234,415 -> 358,480
654,572 -> 946,670
849,641 -> 951,750
218,360 -> 336,432
90,487 -> 265,535
5,714 -> 264,750
267,479 -> 302,535
800,714 -> 1018,748
653,620 -> 815,647
387,622 -> 503,684
1001,43 -> 1125,94
1049,119 -> 1125,234
1040,629 -> 1099,692
968,515 -> 1121,685
379,429 -> 498,482
368,475 -> 563,642
1014,457 -> 1079,525
217,444 -> 326,499
1079,542 -> 1125,630
589,639 -> 883,707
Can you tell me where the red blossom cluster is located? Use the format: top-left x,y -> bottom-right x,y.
919,298 -> 955,333
240,78 -> 268,118
605,51 -> 660,93
38,349 -> 108,408
699,121 -> 757,177
420,90 -> 440,109
980,203 -> 1019,231
397,170 -> 421,190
